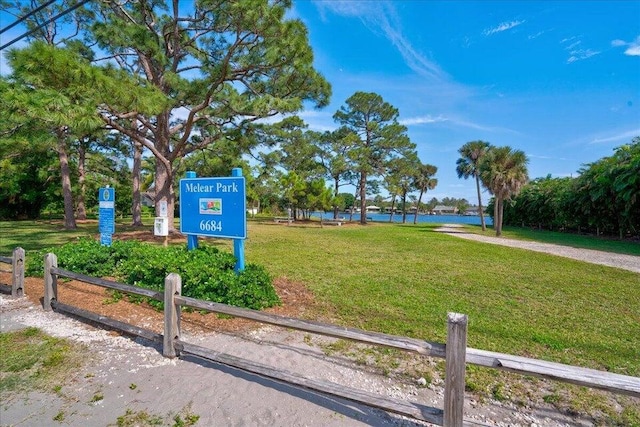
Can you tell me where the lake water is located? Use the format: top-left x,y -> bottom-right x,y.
312,212 -> 492,226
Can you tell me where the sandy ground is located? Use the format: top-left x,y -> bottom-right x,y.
0,292 -> 596,427
2,228 -> 639,426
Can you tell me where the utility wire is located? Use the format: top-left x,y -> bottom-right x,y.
0,0 -> 59,35
0,0 -> 92,51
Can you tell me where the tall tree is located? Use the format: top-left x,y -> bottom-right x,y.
385,153 -> 419,223
456,140 -> 491,231
0,82 -> 60,220
333,92 -> 416,224
480,146 -> 529,236
413,163 -> 438,224
4,42 -> 164,228
273,117 -> 325,181
89,0 -> 331,229
1,0 -> 95,228
319,127 -> 358,219
4,44 -> 104,229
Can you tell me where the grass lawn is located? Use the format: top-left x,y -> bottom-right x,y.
0,327 -> 85,395
1,219 -> 639,420
2,219 -> 638,375
239,222 -> 640,377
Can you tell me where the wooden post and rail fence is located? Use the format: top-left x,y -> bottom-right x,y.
27,251 -> 640,426
0,247 -> 25,297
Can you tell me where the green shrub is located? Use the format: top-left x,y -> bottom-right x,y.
27,239 -> 280,310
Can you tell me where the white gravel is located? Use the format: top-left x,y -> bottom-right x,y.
1,295 -> 594,427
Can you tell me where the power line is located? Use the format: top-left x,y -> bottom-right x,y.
0,0 -> 59,35
0,0 -> 92,51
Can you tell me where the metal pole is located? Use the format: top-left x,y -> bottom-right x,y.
185,171 -> 199,250
232,168 -> 245,272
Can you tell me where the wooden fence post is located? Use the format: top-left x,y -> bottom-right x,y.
444,312 -> 468,427
44,253 -> 57,311
163,273 -> 182,358
12,247 -> 25,297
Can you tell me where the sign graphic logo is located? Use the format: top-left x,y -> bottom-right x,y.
199,198 -> 222,214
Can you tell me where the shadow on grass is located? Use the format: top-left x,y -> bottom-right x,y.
0,220 -> 98,253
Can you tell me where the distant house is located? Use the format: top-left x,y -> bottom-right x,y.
432,205 -> 458,215
141,191 -> 155,207
365,205 -> 381,213
463,206 -> 481,215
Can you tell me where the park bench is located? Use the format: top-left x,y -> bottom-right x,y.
273,216 -> 294,224
321,219 -> 343,226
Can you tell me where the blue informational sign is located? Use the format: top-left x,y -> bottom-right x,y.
98,187 -> 115,245
179,177 -> 247,239
100,233 -> 112,246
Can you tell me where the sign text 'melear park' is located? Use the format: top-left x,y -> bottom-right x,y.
184,182 -> 239,193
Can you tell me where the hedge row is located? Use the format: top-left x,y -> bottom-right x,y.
27,238 -> 280,310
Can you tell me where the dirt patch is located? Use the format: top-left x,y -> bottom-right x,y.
0,270 -> 316,337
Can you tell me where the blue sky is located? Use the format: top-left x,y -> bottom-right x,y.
1,1 -> 639,204
291,1 -> 640,202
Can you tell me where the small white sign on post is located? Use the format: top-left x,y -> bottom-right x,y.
154,217 -> 169,236
158,200 -> 168,218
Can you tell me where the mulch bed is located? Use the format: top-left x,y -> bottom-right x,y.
0,266 -> 316,337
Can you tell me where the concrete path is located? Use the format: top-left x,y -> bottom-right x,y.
435,224 -> 640,274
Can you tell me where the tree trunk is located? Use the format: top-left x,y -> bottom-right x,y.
414,189 -> 424,224
389,196 -> 396,223
154,158 -> 175,232
475,173 -> 486,231
57,135 -> 76,230
131,141 -> 143,226
496,197 -> 503,237
401,191 -> 407,224
493,196 -> 500,236
359,172 -> 367,224
76,143 -> 87,220
333,179 -> 340,219
153,113 -> 176,231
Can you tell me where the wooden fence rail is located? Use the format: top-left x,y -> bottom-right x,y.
0,247 -> 25,297
41,254 -> 640,427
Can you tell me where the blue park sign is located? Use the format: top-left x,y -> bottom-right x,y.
98,187 -> 115,246
179,176 -> 247,239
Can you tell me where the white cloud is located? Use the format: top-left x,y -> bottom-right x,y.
312,0 -> 447,81
624,37 -> 640,56
400,115 -> 448,126
528,30 -> 546,40
567,49 -> 600,63
448,117 -> 521,134
610,35 -> 640,56
560,36 -> 600,63
565,40 -> 581,50
399,113 -> 518,134
483,20 -> 525,36
560,36 -> 578,44
528,154 -> 569,160
590,129 -> 640,144
625,46 -> 640,56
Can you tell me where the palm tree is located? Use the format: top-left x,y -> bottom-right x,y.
480,146 -> 529,236
456,140 -> 491,231
413,163 -> 438,224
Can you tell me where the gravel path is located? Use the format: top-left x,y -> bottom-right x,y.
435,225 -> 640,274
0,295 -> 594,427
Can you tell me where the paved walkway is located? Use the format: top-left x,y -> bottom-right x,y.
435,224 -> 640,274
